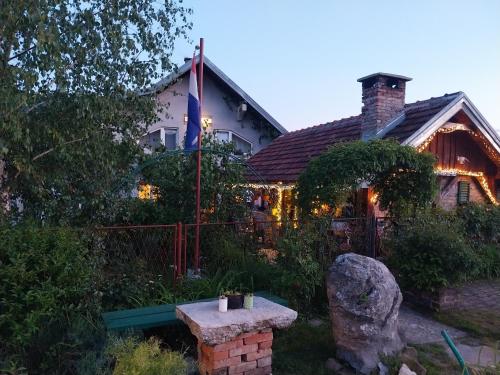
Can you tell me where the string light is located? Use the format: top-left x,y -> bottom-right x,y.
248,183 -> 294,221
417,125 -> 500,163
435,167 -> 498,205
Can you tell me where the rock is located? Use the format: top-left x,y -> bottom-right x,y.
377,362 -> 389,375
325,357 -> 343,372
326,253 -> 404,374
398,363 -> 417,375
400,347 -> 426,375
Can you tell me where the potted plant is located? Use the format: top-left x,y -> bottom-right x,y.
244,277 -> 255,309
219,294 -> 228,312
224,290 -> 244,309
244,292 -> 254,309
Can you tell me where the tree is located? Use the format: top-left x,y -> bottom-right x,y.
296,139 -> 437,216
0,0 -> 192,225
117,135 -> 250,225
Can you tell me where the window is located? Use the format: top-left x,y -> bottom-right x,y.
164,129 -> 177,150
457,181 -> 470,204
140,128 -> 178,151
214,130 -> 252,156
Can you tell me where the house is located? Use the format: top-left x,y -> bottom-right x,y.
141,55 -> 287,156
248,73 -> 500,219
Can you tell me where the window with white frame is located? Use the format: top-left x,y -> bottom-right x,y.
140,127 -> 178,151
214,130 -> 252,156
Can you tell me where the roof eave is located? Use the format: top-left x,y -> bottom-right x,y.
148,56 -> 288,135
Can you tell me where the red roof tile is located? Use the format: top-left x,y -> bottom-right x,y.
247,116 -> 361,183
247,92 -> 461,184
383,92 -> 461,142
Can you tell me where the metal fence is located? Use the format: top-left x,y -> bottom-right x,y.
92,216 -> 386,291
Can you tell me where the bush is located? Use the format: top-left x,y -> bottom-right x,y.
0,225 -> 99,373
109,337 -> 187,375
387,215 -> 475,292
456,203 -> 500,244
273,222 -> 324,310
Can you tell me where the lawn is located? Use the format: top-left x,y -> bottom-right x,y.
272,318 -> 336,375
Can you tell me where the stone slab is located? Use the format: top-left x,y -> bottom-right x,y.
176,297 -> 297,345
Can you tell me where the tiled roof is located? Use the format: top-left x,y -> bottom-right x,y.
247,116 -> 361,183
382,92 -> 461,142
247,92 -> 462,184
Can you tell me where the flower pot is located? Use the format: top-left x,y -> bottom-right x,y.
219,297 -> 228,312
227,294 -> 244,309
244,294 -> 254,309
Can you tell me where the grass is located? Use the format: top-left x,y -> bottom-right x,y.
272,317 -> 337,375
414,343 -> 461,375
434,309 -> 500,343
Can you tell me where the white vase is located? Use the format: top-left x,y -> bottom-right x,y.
219,297 -> 228,312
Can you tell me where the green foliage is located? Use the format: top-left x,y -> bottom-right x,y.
272,222 -> 328,310
117,135 -> 250,224
387,206 -> 500,292
456,204 -> 500,244
109,337 -> 187,375
273,318 -> 336,375
0,0 -> 192,225
296,139 -> 437,216
0,225 -> 100,373
387,212 -> 474,292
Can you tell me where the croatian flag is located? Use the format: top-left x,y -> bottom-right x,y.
185,56 -> 201,151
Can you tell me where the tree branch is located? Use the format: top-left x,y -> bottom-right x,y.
32,137 -> 86,162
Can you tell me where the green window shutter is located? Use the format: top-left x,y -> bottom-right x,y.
457,181 -> 470,204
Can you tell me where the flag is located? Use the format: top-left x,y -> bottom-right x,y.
185,55 -> 201,151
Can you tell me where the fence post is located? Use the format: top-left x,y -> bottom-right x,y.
176,222 -> 183,279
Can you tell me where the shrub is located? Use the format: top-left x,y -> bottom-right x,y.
273,222 -> 323,310
456,203 -> 500,244
109,337 -> 187,375
0,225 -> 99,373
387,215 -> 475,292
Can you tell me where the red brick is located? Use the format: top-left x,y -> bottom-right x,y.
214,355 -> 241,369
257,355 -> 272,368
242,349 -> 272,362
213,340 -> 244,352
201,345 -> 229,361
258,340 -> 272,350
236,331 -> 257,339
243,332 -> 273,345
228,360 -> 257,374
229,343 -> 258,357
244,365 -> 272,375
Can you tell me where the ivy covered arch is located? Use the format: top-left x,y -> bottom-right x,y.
296,140 -> 437,216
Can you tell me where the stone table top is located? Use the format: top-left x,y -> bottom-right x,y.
176,297 -> 297,345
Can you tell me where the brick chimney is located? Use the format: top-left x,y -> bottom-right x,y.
358,73 -> 412,140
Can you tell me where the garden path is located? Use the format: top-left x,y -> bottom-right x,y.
399,305 -> 500,368
398,305 -> 467,345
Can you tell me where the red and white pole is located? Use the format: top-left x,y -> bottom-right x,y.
194,38 -> 204,273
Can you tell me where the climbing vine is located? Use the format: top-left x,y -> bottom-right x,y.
296,140 -> 437,216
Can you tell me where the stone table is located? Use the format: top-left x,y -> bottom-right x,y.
176,296 -> 297,375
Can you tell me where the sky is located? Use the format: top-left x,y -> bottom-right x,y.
172,0 -> 500,133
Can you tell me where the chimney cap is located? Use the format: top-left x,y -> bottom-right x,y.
357,72 -> 412,83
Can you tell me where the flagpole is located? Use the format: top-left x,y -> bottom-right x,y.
194,37 -> 204,273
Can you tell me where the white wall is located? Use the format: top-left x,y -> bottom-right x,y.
147,70 -> 278,154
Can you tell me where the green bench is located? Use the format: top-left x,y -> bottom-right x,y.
102,291 -> 288,332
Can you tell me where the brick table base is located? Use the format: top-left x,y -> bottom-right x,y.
198,329 -> 273,375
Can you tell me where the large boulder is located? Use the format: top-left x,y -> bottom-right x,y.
326,253 -> 404,374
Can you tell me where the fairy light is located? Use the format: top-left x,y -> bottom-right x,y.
417,126 -> 500,163
248,183 -> 294,222
435,167 -> 498,205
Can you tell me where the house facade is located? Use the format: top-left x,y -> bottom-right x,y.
248,73 -> 500,219
142,55 -> 287,156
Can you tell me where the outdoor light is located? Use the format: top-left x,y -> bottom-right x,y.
184,114 -> 213,129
